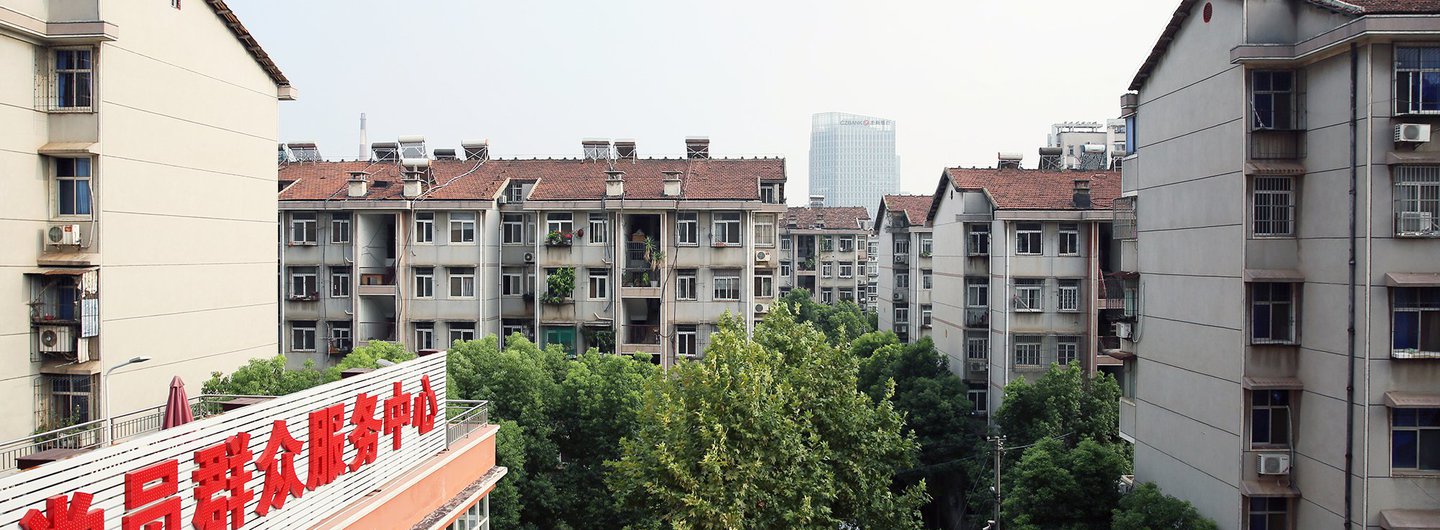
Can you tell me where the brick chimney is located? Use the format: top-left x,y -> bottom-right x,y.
1072,178 -> 1092,209
662,170 -> 682,197
347,171 -> 368,198
605,170 -> 625,197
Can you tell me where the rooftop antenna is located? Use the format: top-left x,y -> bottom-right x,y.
358,113 -> 368,161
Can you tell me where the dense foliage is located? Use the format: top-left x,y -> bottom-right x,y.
1111,482 -> 1218,530
778,288 -> 874,345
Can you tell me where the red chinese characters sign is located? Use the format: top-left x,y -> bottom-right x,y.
12,370 -> 442,530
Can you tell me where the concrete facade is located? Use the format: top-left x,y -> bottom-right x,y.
1119,1 -> 1440,528
874,195 -> 934,345
777,200 -> 872,310
0,0 -> 288,440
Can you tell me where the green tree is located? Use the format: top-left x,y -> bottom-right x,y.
779,289 -> 875,345
201,355 -> 330,396
608,307 -> 927,529
994,362 -> 1123,448
1001,437 -> 1128,530
849,330 -> 899,359
328,340 -> 416,379
490,420 -> 529,530
552,352 -> 657,527
1111,483 -> 1218,530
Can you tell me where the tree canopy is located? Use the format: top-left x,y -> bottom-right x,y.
1111,482 -> 1218,530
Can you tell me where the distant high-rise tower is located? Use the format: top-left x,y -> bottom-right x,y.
808,112 -> 899,211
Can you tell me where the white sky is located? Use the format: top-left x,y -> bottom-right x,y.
231,0 -> 1178,204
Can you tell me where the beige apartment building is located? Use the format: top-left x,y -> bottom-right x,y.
278,137 -> 787,367
778,200 -> 871,309
874,195 -> 934,344
1117,1 -> 1440,528
0,1 -> 290,440
925,164 -> 1120,418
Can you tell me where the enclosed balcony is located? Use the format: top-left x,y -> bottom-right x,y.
357,267 -> 397,296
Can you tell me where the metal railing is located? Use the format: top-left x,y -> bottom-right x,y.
445,400 -> 490,447
624,325 -> 662,345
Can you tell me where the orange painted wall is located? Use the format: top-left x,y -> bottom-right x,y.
317,425 -> 499,529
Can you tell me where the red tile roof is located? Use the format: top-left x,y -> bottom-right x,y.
784,206 -> 869,230
1340,0 -> 1440,14
941,168 -> 1121,211
881,195 -> 933,226
278,157 -> 785,202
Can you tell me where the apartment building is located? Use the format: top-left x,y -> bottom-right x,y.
926,165 -> 1119,418
1116,1 -> 1440,528
0,1 -> 291,440
778,199 -> 872,308
809,112 -> 901,211
1043,120 -> 1128,171
279,137 -> 787,368
874,195 -> 934,344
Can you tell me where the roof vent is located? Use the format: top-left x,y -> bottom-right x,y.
1039,147 -> 1063,171
372,142 -> 399,162
614,139 -> 637,160
433,148 -> 457,160
582,139 -> 612,161
685,137 -> 710,159
461,139 -> 489,161
1073,179 -> 1092,209
809,195 -> 825,208
997,152 -> 1022,169
287,142 -> 322,162
605,170 -> 625,197
397,136 -> 427,159
347,171 -> 369,198
662,170 -> 682,197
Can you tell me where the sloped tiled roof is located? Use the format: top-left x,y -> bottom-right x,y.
1336,0 -> 1440,14
881,195 -> 933,226
279,159 -> 507,201
942,168 -> 1121,211
205,0 -> 290,90
784,206 -> 869,230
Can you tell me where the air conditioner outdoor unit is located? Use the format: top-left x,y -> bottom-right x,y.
754,303 -> 769,314
1114,322 -> 1134,340
1396,123 -> 1432,143
523,252 -> 535,263
1258,453 -> 1291,475
968,361 -> 988,374
46,223 -> 81,246
1398,211 -> 1436,235
893,292 -> 904,301
755,250 -> 770,262
37,325 -> 73,353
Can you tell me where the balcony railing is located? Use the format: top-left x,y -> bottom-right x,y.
624,325 -> 661,345
358,267 -> 396,286
622,269 -> 659,288
445,399 -> 490,448
1249,129 -> 1305,160
29,300 -> 80,324
965,308 -> 989,328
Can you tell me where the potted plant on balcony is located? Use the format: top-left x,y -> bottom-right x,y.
803,256 -> 816,270
545,230 -> 573,247
643,237 -> 665,267
541,267 -> 575,304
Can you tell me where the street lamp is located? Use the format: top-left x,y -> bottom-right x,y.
102,356 -> 151,445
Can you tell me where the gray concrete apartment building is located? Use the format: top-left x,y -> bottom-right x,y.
778,200 -> 872,309
278,138 -> 787,368
809,112 -> 900,211
926,166 -> 1121,418
874,195 -> 934,345
1115,1 -> 1440,528
0,0 -> 290,441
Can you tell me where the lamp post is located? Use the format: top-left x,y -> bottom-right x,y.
102,356 -> 151,445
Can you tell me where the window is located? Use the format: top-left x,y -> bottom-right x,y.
780,237 -> 792,251
1058,279 -> 1080,312
414,267 -> 434,299
1396,47 -> 1440,114
1393,166 -> 1440,236
839,236 -> 855,253
714,273 -> 740,300
895,307 -> 909,324
754,271 -> 774,298
544,326 -> 576,355
506,182 -> 526,203
921,269 -> 932,290
588,269 -> 609,300
839,288 -> 855,302
45,374 -> 95,424
414,322 -> 434,351
415,212 -> 434,243
822,262 -> 834,278
677,325 -> 698,358
1014,279 -> 1042,312
54,49 -> 92,109
330,213 -> 351,244
920,236 -> 933,257
171,0 -> 181,9
822,289 -> 834,304
502,214 -> 525,244
968,224 -> 990,256
449,267 -> 476,298
1252,282 -> 1297,344
450,212 -> 476,244
289,267 -> 317,299
780,263 -> 792,277
1014,336 -> 1041,366
1016,223 -> 1042,255
290,213 -> 317,245
894,237 -> 910,255
291,321 -> 316,351
1057,336 -> 1078,366
1251,390 -> 1292,446
966,332 -> 988,360
967,279 -> 989,308
448,322 -> 476,344
820,236 -> 834,252
330,267 -> 350,298
968,388 -> 988,414
896,272 -> 909,289
1251,70 -> 1296,129
921,305 -> 932,327
713,212 -> 742,245
677,212 -> 698,245
1254,176 -> 1295,237
840,262 -> 854,279
1391,407 -> 1440,471
760,182 -> 781,204
502,322 -> 528,343
329,322 -> 352,353
755,214 -> 776,247
502,271 -> 522,296
677,270 -> 697,300
1248,498 -> 1289,530
589,213 -> 608,244
55,158 -> 92,216
1393,287 -> 1440,356
546,212 -> 573,236
1058,224 -> 1079,255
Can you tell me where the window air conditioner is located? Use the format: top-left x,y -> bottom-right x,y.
1114,322 -> 1134,340
755,250 -> 769,262
1257,453 -> 1291,475
47,223 -> 82,246
1395,123 -> 1432,143
1398,211 -> 1436,235
37,325 -> 73,353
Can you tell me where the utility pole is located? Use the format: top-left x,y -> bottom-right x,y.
988,435 -> 1005,529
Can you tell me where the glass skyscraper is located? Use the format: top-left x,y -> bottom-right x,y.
808,112 -> 900,211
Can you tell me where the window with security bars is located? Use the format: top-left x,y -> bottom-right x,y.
1253,176 -> 1295,237
1014,336 -> 1042,366
1057,336 -> 1078,366
1393,287 -> 1440,357
40,374 -> 96,427
1251,282 -> 1297,344
53,49 -> 93,109
965,332 -> 988,360
1393,166 -> 1440,236
967,224 -> 990,255
1396,47 -> 1440,114
1112,197 -> 1137,240
1014,279 -> 1042,312
1058,279 -> 1080,312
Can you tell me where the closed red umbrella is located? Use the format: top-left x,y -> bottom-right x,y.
161,376 -> 194,429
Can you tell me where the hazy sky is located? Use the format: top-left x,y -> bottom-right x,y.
232,1 -> 1177,203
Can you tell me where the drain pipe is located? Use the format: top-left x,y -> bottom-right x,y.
1343,42 -> 1358,530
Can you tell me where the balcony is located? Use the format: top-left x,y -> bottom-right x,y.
619,325 -> 661,354
621,269 -> 661,298
544,230 -> 575,247
357,267 -> 396,296
1249,129 -> 1305,160
965,308 -> 989,328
